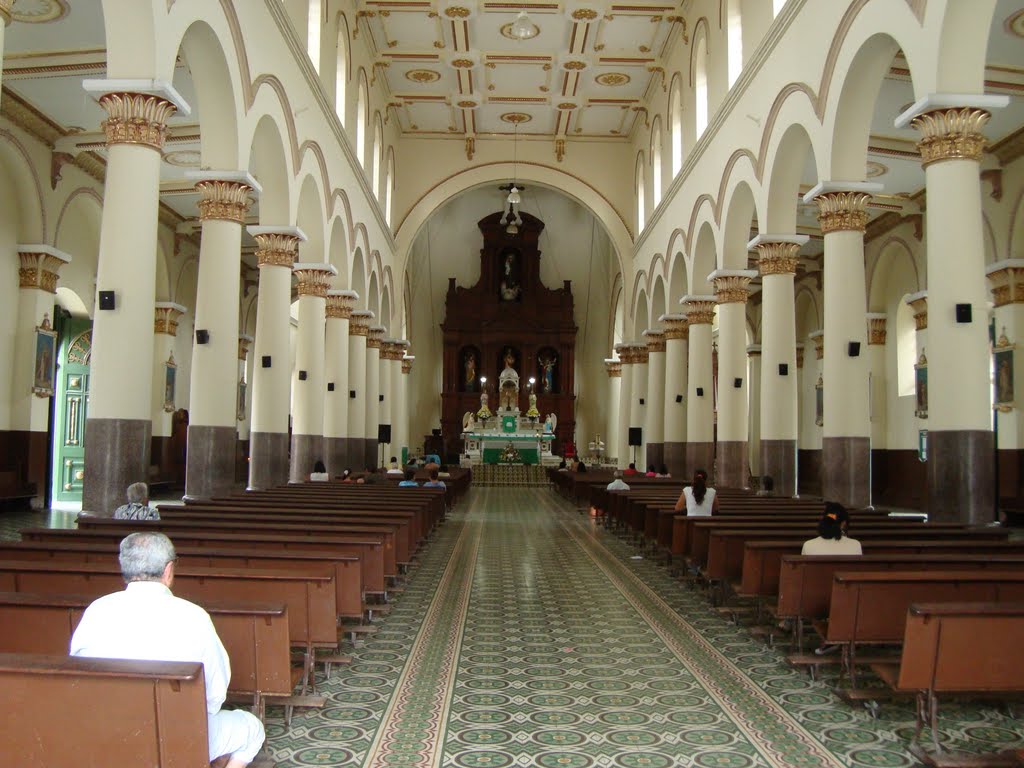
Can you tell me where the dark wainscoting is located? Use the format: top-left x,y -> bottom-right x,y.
871,449 -> 927,511
0,430 -> 47,507
797,449 -> 822,498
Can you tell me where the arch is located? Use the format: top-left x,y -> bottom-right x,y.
690,222 -> 717,295
633,287 -> 650,339
721,180 -> 757,270
669,248 -> 689,305
351,248 -> 367,307
726,0 -> 743,87
335,13 -> 351,124
609,275 -> 624,351
983,212 -> 998,266
763,122 -> 818,233
307,0 -> 323,73
895,295 -> 916,397
384,148 -> 396,228
101,0 -> 157,78
669,74 -> 684,177
380,287 -> 391,334
691,19 -> 710,138
935,0 -> 998,94
356,69 -> 369,168
650,275 -> 667,326
247,114 -> 291,226
53,189 -> 103,316
328,216 -> 349,288
367,271 -> 380,320
635,151 -> 647,233
650,117 -> 664,210
0,130 -> 45,241
295,174 -> 326,264
794,284 -> 821,337
868,237 -> 920,311
1009,185 -> 1024,260
55,287 -> 90,318
372,113 -> 384,200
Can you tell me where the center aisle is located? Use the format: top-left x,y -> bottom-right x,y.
265,487 -> 1011,768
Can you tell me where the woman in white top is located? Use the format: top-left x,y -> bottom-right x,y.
673,469 -> 719,516
801,502 -> 862,555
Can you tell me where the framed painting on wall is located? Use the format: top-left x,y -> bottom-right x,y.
914,352 -> 928,419
814,374 -> 823,427
163,353 -> 176,413
994,330 -> 1014,412
33,314 -> 57,397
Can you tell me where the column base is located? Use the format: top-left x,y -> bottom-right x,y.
0,430 -> 48,509
248,431 -> 289,490
290,434 -> 325,483
83,418 -> 152,516
761,439 -> 797,497
184,425 -> 237,501
646,443 -> 664,472
324,436 -> 347,477
684,442 -> 714,480
663,442 -> 686,478
235,438 -> 249,484
364,438 -> 380,470
716,440 -> 749,489
798,449 -> 823,497
822,436 -> 870,508
928,430 -> 995,524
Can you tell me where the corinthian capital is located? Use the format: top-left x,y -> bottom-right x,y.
248,226 -> 307,268
895,94 -> 1009,167
327,289 -> 358,319
17,245 -> 71,293
293,262 -> 337,298
710,269 -> 757,303
748,234 -> 808,276
803,182 -> 881,235
189,171 -> 260,224
681,295 -> 716,325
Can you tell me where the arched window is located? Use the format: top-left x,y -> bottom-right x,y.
385,151 -> 395,226
727,0 -> 743,87
372,116 -> 383,199
694,35 -> 709,138
356,73 -> 368,167
335,20 -> 348,124
896,297 -> 916,397
308,0 -> 322,73
670,77 -> 683,176
635,154 -> 646,232
651,119 -> 663,209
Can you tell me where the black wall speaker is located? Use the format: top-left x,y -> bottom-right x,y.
98,291 -> 115,311
377,424 -> 392,443
379,394 -> 384,402
696,387 -> 704,397
778,363 -> 788,376
848,341 -> 861,357
195,329 -> 210,345
733,377 -> 742,388
327,382 -> 335,392
675,394 -> 683,403
639,397 -> 645,405
431,428 -> 442,437
298,370 -> 307,381
628,427 -> 643,447
261,355 -> 272,368
956,303 -> 972,323
350,390 -> 356,399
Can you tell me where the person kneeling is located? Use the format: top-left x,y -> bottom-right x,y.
70,532 -> 265,768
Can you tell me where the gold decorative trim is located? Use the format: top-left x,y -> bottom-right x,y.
595,72 -> 630,86
987,266 -> 1024,308
0,0 -> 11,25
683,299 -> 715,325
294,267 -> 333,298
326,293 -> 356,319
908,295 -> 928,330
811,191 -> 872,234
402,358 -> 413,374
254,232 -> 301,268
501,112 -> 532,123
663,316 -> 689,341
237,336 -> 251,360
755,241 -> 800,276
98,92 -> 179,150
18,251 -> 66,293
713,275 -> 753,304
910,107 -> 990,166
349,318 -> 371,336
366,327 -> 385,349
645,331 -> 666,353
444,6 -> 470,17
868,316 -> 887,345
811,334 -> 824,360
154,306 -> 185,336
605,361 -> 622,377
572,8 -> 598,21
195,179 -> 254,223
11,0 -> 67,23
406,69 -> 441,83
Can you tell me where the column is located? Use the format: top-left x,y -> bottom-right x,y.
866,314 -> 887,451
662,314 -> 689,476
805,182 -> 879,508
324,289 -> 356,475
14,246 -> 71,508
614,343 -> 634,470
248,226 -> 306,490
391,341 -> 411,463
907,291 -> 929,431
151,302 -> 186,484
629,342 -> 649,470
710,269 -> 757,488
365,325 -> 384,468
378,339 -> 396,461
808,330 -> 824,495
746,345 -> 762,480
347,310 -> 372,469
289,263 -> 337,482
749,235 -> 806,497
236,335 -> 252,484
184,172 -> 258,500
683,296 -> 716,478
987,262 -> 1024,507
400,354 -> 414,460
81,81 -> 189,514
0,2 -> 12,103
643,329 -> 666,472
604,359 -> 622,467
899,95 -> 1007,522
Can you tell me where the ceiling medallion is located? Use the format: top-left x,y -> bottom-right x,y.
866,161 -> 888,178
557,102 -> 578,110
501,112 -> 532,124
163,150 -> 201,168
596,72 -> 630,86
457,99 -> 479,109
444,6 -> 471,18
451,58 -> 475,68
1006,8 -> 1024,37
571,8 -> 598,21
12,0 -> 68,22
406,69 -> 441,83
500,21 -> 540,40
563,61 -> 587,71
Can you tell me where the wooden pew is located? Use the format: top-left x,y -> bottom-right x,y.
870,603 -> 1024,767
0,653 -> 210,767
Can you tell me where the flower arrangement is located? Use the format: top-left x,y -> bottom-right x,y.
499,442 -> 521,464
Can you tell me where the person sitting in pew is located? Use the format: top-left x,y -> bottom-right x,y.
112,482 -> 160,521
624,462 -> 639,477
423,468 -> 446,489
399,469 -> 420,487
656,464 -> 671,478
606,470 -> 630,491
340,468 -> 353,482
802,502 -> 862,555
309,460 -> 329,482
673,469 -> 718,516
645,464 -> 657,477
557,459 -> 568,472
386,457 -> 404,476
70,532 -> 265,768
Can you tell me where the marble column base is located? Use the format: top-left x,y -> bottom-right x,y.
365,438 -> 380,470
761,439 -> 797,497
82,418 -> 151,516
822,436 -> 870,508
684,442 -> 714,480
184,425 -> 237,501
290,433 -> 325,483
646,443 -> 664,472
663,442 -> 686,478
324,436 -> 348,477
248,431 -> 289,490
716,440 -> 748,489
928,430 -> 994,524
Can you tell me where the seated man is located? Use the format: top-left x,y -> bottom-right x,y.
399,469 -> 420,487
623,462 -> 639,477
385,457 -> 404,476
423,468 -> 446,488
113,482 -> 160,520
606,470 -> 630,491
70,532 -> 265,768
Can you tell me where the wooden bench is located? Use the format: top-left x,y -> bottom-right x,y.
0,653 -> 210,767
870,602 -> 1024,767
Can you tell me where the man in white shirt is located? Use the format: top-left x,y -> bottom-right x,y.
112,481 -> 160,520
606,470 -> 631,491
70,532 -> 265,768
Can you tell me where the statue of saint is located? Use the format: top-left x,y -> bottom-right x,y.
464,351 -> 476,391
500,252 -> 521,301
539,353 -> 556,393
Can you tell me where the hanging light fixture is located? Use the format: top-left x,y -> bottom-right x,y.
509,4 -> 538,40
500,122 -> 525,233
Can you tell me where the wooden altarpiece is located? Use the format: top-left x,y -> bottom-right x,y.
440,211 -> 577,457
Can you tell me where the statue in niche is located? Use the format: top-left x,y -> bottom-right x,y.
464,350 -> 477,391
498,347 -> 520,411
499,250 -> 521,301
538,352 -> 557,394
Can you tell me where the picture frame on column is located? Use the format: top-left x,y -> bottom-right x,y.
32,314 -> 56,398
163,355 -> 177,413
237,378 -> 247,421
914,353 -> 928,419
994,331 -> 1014,413
814,374 -> 823,427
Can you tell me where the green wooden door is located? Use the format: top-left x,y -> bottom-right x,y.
51,319 -> 92,504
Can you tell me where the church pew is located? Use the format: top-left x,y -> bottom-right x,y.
0,540 -> 364,620
0,591 -> 322,723
0,653 -> 210,768
870,603 -> 1024,767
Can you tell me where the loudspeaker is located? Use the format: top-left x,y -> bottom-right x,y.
98,291 -> 115,311
327,382 -> 335,392
379,394 -> 384,402
195,329 -> 209,345
778,363 -> 788,376
675,394 -> 683,403
639,398 -> 645,405
261,355 -> 272,368
848,341 -> 861,357
696,387 -> 704,397
298,370 -> 307,381
956,303 -> 972,323
734,377 -> 742,388
431,428 -> 442,437
377,424 -> 392,443
628,427 -> 642,447
350,390 -> 356,398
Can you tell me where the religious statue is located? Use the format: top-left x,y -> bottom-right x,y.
498,347 -> 520,412
500,252 -> 521,301
538,353 -> 557,394
526,392 -> 540,420
477,390 -> 492,421
464,351 -> 477,391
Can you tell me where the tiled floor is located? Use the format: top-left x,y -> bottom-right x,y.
3,488 -> 1022,767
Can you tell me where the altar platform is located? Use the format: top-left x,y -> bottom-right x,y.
463,430 -> 555,465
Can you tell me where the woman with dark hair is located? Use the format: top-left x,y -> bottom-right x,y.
577,461 -> 587,473
310,460 -> 329,482
802,502 -> 862,555
673,469 -> 719,516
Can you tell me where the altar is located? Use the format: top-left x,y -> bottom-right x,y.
464,429 -> 555,465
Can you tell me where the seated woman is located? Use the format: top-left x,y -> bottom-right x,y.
399,469 -> 420,487
309,460 -> 329,482
340,468 -> 353,483
645,464 -> 657,477
802,502 -> 862,555
673,469 -> 718,516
